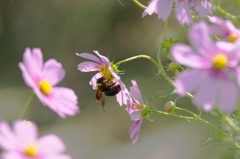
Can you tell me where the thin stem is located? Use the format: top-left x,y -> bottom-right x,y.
19,93 -> 35,119
175,106 -> 198,118
163,20 -> 169,39
212,3 -> 238,22
222,114 -> 240,131
132,0 -> 146,9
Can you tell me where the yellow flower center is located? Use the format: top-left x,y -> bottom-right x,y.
24,144 -> 38,157
228,33 -> 238,42
99,65 -> 114,80
134,104 -> 142,110
213,54 -> 228,70
39,80 -> 52,95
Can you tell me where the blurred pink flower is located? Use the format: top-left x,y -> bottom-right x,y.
76,50 -> 129,106
0,120 -> 71,159
209,16 -> 240,42
171,21 -> 240,113
127,80 -> 144,144
19,48 -> 79,118
143,0 -> 212,25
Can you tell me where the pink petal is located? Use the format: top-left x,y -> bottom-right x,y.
43,59 -> 65,86
142,0 -> 158,17
19,63 -> 36,88
218,79 -> 237,113
130,110 -> 142,121
38,134 -> 65,154
235,67 -> 240,86
193,75 -> 218,112
77,61 -> 100,72
188,22 -> 216,58
116,80 -> 129,106
45,87 -> 79,118
175,0 -> 193,25
0,122 -> 16,150
93,50 -> 110,67
171,44 -> 211,68
13,120 -> 38,145
175,69 -> 208,96
128,119 -> 142,144
76,53 -> 102,64
156,0 -> 174,20
89,73 -> 102,90
23,48 -> 43,80
130,80 -> 143,105
2,152 -> 22,159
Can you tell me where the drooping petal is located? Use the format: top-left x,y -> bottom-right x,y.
45,87 -> 79,118
175,69 -> 208,96
76,53 -> 102,64
188,22 -> 217,58
193,75 -> 218,112
43,59 -> 65,86
23,48 -> 43,80
193,0 -> 212,18
128,119 -> 142,144
130,80 -> 143,105
93,50 -> 110,67
77,62 -> 100,72
171,44 -> 211,69
13,120 -> 38,146
218,79 -> 237,113
38,134 -> 65,154
116,80 -> 129,106
156,0 -> 174,21
175,0 -> 193,25
142,0 -> 158,17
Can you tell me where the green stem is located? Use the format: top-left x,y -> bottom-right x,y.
212,3 -> 238,22
163,20 -> 169,39
175,106 -> 198,118
222,114 -> 240,131
19,93 -> 35,119
132,0 -> 146,9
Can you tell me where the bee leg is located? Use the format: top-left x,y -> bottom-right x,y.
101,97 -> 106,112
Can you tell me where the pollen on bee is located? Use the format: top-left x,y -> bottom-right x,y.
99,65 -> 114,80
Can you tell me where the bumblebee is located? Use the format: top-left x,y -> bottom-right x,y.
96,77 -> 121,111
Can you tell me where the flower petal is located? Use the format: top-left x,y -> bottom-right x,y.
47,155 -> 72,159
142,0 -> 158,17
0,121 -> 16,150
13,120 -> 38,145
43,59 -> 65,86
193,75 -> 218,112
128,119 -> 142,144
218,79 -> 237,113
156,0 -> 174,20
93,50 -> 110,67
188,22 -> 216,58
77,61 -> 100,72
23,48 -> 43,80
175,0 -> 193,25
2,152 -> 22,159
171,44 -> 211,69
45,87 -> 79,118
76,53 -> 102,64
130,110 -> 142,121
89,73 -> 102,90
38,134 -> 65,154
130,80 -> 143,105
19,63 -> 36,88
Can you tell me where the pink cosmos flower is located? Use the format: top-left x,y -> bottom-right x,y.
171,21 -> 240,113
0,120 -> 71,159
209,16 -> 240,42
127,80 -> 144,144
143,0 -> 212,25
76,50 -> 129,106
19,48 -> 79,118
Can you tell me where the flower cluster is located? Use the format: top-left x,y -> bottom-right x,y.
143,0 -> 212,25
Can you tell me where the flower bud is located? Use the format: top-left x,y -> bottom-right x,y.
164,101 -> 175,113
168,62 -> 180,71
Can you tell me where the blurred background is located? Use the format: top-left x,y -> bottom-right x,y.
0,0 -> 239,159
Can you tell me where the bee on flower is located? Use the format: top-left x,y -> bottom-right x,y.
76,50 -> 129,108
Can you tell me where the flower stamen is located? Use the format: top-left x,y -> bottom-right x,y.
228,33 -> 238,42
24,143 -> 38,157
99,65 -> 114,80
134,104 -> 142,110
39,80 -> 52,95
213,54 -> 228,71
